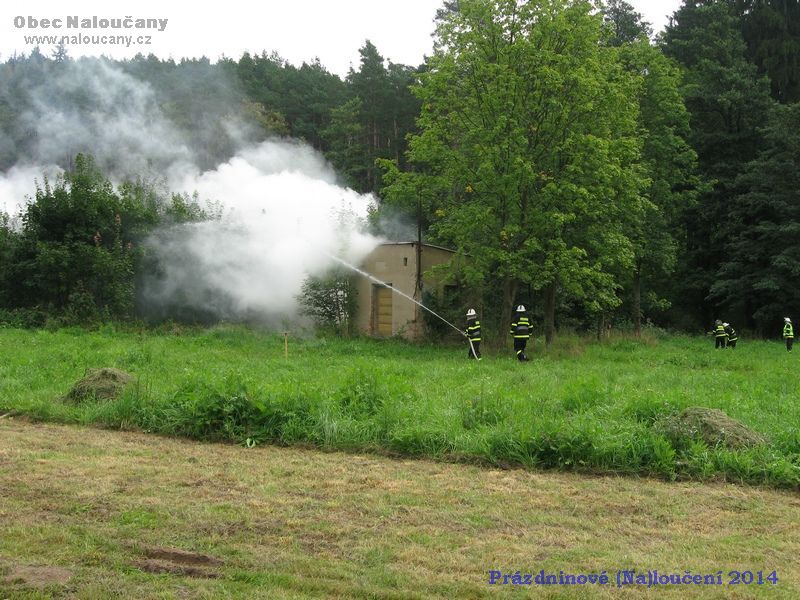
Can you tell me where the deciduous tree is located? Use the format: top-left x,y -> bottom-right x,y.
384,0 -> 646,344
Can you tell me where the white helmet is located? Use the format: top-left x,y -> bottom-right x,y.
785,317 -> 791,323
466,308 -> 477,317
723,322 -> 729,327
516,305 -> 526,312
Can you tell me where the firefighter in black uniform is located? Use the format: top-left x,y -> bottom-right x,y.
713,320 -> 727,349
510,305 -> 531,361
783,317 -> 794,352
465,308 -> 481,360
724,322 -> 738,349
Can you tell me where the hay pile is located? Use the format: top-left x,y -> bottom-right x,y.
657,407 -> 767,450
64,368 -> 134,403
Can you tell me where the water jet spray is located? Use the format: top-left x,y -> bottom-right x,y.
323,252 -> 478,359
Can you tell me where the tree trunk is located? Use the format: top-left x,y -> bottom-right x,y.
597,313 -> 605,342
744,297 -> 756,331
394,117 -> 400,163
370,118 -> 378,190
633,262 -> 642,337
501,278 -> 518,352
415,204 -> 423,298
543,282 -> 556,346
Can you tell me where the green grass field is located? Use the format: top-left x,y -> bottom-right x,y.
0,327 -> 800,488
1,325 -> 799,488
2,326 -> 800,598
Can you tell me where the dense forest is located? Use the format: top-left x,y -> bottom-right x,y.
1,0 -> 799,341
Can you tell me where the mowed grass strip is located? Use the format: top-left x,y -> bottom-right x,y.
0,420 -> 798,599
1,326 -> 799,488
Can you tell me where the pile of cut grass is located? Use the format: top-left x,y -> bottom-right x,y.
63,367 -> 134,403
657,406 -> 768,450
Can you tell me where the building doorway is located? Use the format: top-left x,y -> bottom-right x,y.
372,284 -> 393,336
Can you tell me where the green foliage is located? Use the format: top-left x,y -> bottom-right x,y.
1,12 -> 798,336
419,285 -> 473,342
338,42 -> 421,192
600,0 -> 653,47
616,39 -> 701,330
298,210 -> 364,336
140,373 -> 315,445
322,98 -> 368,189
661,1 -> 773,181
235,52 -> 349,151
650,434 -> 678,479
661,0 -> 776,329
735,0 -> 800,103
710,103 -> 800,331
0,213 -> 15,308
0,155 -> 221,326
241,100 -> 290,136
299,270 -> 358,336
1,155 -> 147,322
383,0 -> 647,343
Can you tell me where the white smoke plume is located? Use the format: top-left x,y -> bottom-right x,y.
147,140 -> 380,319
0,57 -> 382,321
0,164 -> 61,220
23,59 -> 196,178
0,57 -> 195,214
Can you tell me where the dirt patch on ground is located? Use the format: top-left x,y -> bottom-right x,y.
142,546 -> 223,566
2,564 -> 72,588
130,546 -> 223,578
63,368 -> 134,403
132,559 -> 220,578
657,406 -> 768,449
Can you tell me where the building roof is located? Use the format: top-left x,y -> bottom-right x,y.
378,241 -> 456,254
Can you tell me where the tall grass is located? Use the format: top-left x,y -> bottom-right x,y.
1,325 -> 798,488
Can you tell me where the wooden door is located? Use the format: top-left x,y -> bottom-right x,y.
373,285 -> 393,336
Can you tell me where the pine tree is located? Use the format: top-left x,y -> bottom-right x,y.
710,103 -> 800,331
661,0 -> 774,327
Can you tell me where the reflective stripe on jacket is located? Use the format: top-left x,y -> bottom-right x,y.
466,319 -> 481,342
784,323 -> 794,339
510,316 -> 531,339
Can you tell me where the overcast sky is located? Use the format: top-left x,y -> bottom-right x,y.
2,1 -> 683,77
